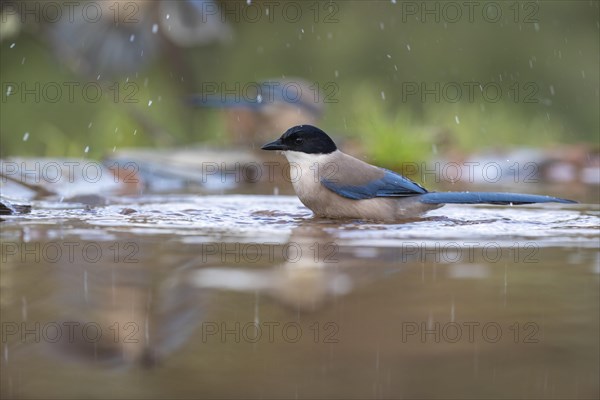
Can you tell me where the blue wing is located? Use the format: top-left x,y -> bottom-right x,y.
321,169 -> 428,200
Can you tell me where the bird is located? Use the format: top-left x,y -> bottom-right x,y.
188,79 -> 324,146
261,125 -> 577,221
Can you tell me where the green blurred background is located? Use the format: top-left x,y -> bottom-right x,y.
1,0 -> 598,166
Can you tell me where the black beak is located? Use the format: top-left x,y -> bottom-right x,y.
261,138 -> 288,151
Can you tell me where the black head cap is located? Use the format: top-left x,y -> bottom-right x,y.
261,125 -> 337,154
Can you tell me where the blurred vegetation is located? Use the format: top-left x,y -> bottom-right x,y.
1,0 -> 598,166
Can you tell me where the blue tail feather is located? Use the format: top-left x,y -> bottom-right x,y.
418,192 -> 576,205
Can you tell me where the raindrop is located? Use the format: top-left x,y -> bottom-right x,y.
534,23 -> 540,32
112,146 -> 116,152
22,132 -> 29,141
9,43 -> 15,49
129,34 -> 135,42
97,74 -> 101,80
301,28 -> 304,34
148,100 -> 153,106
394,65 -> 398,71
21,296 -> 27,320
166,13 -> 170,20
549,85 -> 555,95
5,86 -> 12,96
152,23 -> 159,34
380,91 -> 386,100
334,70 -> 339,78
246,0 -> 251,4
84,146 -> 90,153
386,54 -> 391,59
529,59 -> 534,68
84,270 -> 88,301
273,187 -> 279,195
581,70 -> 586,78
133,129 -> 137,135
455,115 -> 460,124
21,57 -> 25,65
406,44 -> 411,51
391,0 -> 397,3
88,122 -> 93,128
256,94 -> 263,103
379,22 -> 385,30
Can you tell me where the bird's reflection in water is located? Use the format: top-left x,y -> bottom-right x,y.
190,221 -> 408,311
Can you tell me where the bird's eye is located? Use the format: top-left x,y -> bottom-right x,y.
295,137 -> 304,145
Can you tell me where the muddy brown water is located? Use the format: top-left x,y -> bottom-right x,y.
1,194 -> 598,399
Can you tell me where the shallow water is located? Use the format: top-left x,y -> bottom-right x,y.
1,195 -> 599,399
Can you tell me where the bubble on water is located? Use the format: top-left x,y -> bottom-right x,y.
152,23 -> 159,34
148,100 -> 153,106
129,34 -> 135,42
22,132 -> 29,141
84,146 -> 90,153
10,43 -> 15,49
455,115 -> 460,124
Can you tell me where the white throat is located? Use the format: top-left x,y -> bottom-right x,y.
282,150 -> 338,167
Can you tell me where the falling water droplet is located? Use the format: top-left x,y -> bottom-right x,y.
6,86 -> 12,96
148,100 -> 153,106
84,146 -> 90,153
380,91 -> 386,100
22,132 -> 29,141
10,43 -> 15,49
406,44 -> 411,51
129,34 -> 135,42
455,115 -> 460,124
152,23 -> 159,34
